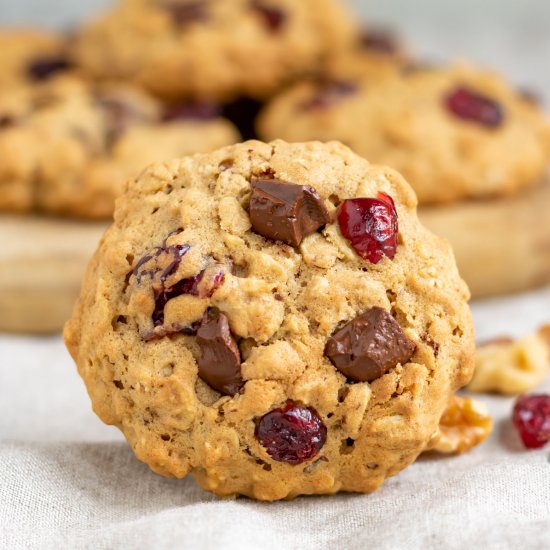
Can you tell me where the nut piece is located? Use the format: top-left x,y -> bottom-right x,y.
429,395 -> 493,455
467,325 -> 550,395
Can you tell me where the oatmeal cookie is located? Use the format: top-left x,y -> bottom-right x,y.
0,75 -> 240,218
258,63 -> 550,204
73,0 -> 355,101
65,140 -> 474,500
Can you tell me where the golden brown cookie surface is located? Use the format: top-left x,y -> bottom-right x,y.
65,140 -> 474,500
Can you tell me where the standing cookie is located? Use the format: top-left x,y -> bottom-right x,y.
65,140 -> 474,500
73,0 -> 356,101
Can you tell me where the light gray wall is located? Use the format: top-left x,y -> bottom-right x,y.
1,0 -> 548,99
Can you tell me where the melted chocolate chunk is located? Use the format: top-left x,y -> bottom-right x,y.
252,1 -> 287,32
325,307 -> 416,382
162,102 -> 221,122
197,310 -> 243,396
27,56 -> 72,81
249,178 -> 330,247
164,1 -> 208,25
302,81 -> 358,110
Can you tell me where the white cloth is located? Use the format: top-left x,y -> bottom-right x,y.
1,288 -> 550,549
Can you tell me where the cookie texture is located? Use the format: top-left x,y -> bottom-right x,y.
73,0 -> 355,101
258,63 -> 550,204
0,75 -> 240,218
65,140 -> 474,500
0,29 -> 70,87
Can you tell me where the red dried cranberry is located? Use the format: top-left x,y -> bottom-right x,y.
338,192 -> 398,264
163,102 -> 221,122
252,1 -> 286,32
445,86 -> 504,128
256,403 -> 327,465
27,56 -> 72,81
360,28 -> 399,54
302,81 -> 358,110
513,394 -> 550,449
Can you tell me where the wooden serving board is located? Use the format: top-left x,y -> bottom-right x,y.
1,179 -> 549,334
420,178 -> 550,299
0,216 -> 108,334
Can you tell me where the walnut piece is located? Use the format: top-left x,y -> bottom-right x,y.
429,395 -> 493,455
467,325 -> 550,395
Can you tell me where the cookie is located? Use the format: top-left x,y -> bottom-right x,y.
73,0 -> 355,101
258,63 -> 550,204
0,29 -> 71,87
65,140 -> 474,500
0,75 -> 240,218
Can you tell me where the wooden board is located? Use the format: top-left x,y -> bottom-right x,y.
1,179 -> 549,334
0,216 -> 107,334
420,178 -> 550,299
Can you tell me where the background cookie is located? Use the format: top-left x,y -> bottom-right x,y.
65,140 -> 474,500
0,75 -> 240,218
73,0 -> 356,101
258,63 -> 550,205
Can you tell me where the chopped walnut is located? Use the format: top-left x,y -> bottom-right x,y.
429,395 -> 493,455
467,325 -> 550,395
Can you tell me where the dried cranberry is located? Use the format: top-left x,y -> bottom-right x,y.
252,1 -> 286,32
338,192 -> 398,263
360,28 -> 399,54
302,81 -> 358,110
162,102 -> 221,122
445,86 -> 504,128
27,56 -> 72,81
164,1 -> 208,25
513,394 -> 550,449
256,403 -> 327,465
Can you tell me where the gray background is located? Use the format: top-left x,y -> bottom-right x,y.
0,0 -> 549,100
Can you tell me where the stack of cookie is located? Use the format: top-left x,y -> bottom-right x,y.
1,1 -> 549,318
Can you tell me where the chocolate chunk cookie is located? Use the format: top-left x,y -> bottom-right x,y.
65,140 -> 474,500
258,63 -> 550,204
73,0 -> 356,101
0,75 -> 239,217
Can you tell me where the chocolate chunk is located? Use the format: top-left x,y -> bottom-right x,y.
27,56 -> 72,81
197,310 -> 243,396
249,178 -> 330,247
162,102 -> 221,122
252,1 -> 287,32
302,81 -> 358,110
325,307 -> 416,382
164,1 -> 208,25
